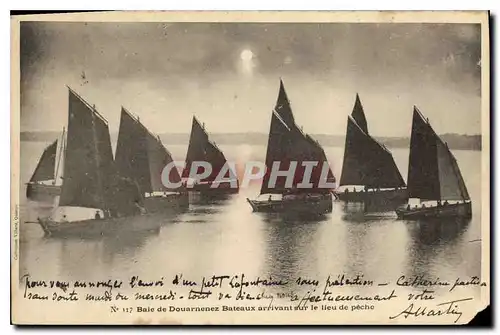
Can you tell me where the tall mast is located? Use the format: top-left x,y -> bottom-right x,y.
54,127 -> 65,185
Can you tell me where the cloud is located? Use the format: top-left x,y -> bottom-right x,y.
20,22 -> 482,136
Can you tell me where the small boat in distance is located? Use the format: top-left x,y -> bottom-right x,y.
247,79 -> 336,215
336,94 -> 408,210
396,107 -> 472,219
37,87 -> 161,237
114,107 -> 188,213
182,116 -> 239,196
25,129 -> 65,203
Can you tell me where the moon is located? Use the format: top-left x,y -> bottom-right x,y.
239,49 -> 255,76
240,49 -> 254,61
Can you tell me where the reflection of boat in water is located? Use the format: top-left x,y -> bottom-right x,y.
261,213 -> 325,289
114,107 -> 188,214
336,94 -> 407,210
396,107 -> 472,219
37,87 -> 161,237
55,228 -> 160,280
247,79 -> 336,214
340,201 -> 397,223
403,217 -> 472,285
258,209 -> 329,223
183,116 -> 239,196
26,129 -> 65,203
187,190 -> 234,204
406,217 -> 471,246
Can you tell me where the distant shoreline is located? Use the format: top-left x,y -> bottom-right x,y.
20,131 -> 482,151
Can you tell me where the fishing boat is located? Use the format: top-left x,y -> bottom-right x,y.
336,94 -> 408,208
396,107 -> 472,219
246,79 -> 336,214
182,116 -> 239,195
25,129 -> 66,203
37,87 -> 161,237
114,107 -> 188,213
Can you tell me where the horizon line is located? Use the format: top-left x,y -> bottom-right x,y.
19,130 -> 482,138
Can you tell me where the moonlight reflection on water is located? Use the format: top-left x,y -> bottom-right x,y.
19,142 -> 481,298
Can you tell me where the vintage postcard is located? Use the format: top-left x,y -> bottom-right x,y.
10,11 -> 490,325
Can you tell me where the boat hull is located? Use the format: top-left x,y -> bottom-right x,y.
396,201 -> 472,220
143,193 -> 189,213
37,214 -> 162,238
337,188 -> 408,203
247,193 -> 333,214
188,182 -> 239,195
26,183 -> 61,203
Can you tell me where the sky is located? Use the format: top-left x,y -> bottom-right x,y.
20,22 -> 482,137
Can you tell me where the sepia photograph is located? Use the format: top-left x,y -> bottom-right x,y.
10,11 -> 490,325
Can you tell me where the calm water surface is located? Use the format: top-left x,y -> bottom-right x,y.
19,142 -> 482,297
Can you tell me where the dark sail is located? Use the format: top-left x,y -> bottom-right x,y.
287,127 -> 334,193
436,140 -> 470,200
304,134 -> 337,189
58,88 -> 117,210
260,111 -> 293,194
115,108 -> 181,194
407,107 -> 469,201
183,116 -> 208,180
447,144 -> 470,200
278,79 -> 335,190
147,134 -> 182,192
407,107 -> 470,201
29,139 -> 57,183
407,107 -> 441,200
340,93 -> 405,189
183,117 -> 236,184
260,80 -> 336,194
26,139 -> 58,199
275,79 -> 295,127
340,116 -> 406,189
115,108 -> 150,194
351,93 -> 368,135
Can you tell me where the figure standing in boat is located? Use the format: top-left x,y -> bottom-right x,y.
246,79 -> 336,214
396,107 -> 472,219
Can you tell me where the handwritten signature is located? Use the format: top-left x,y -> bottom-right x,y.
389,297 -> 473,323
